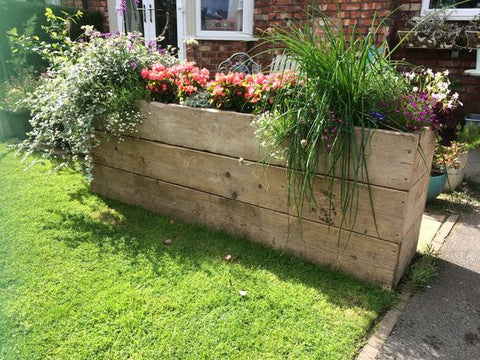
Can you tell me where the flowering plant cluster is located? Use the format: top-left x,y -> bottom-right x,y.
207,72 -> 258,113
366,68 -> 461,132
141,63 -> 299,113
141,61 -> 210,103
404,69 -> 461,111
432,140 -> 469,175
208,70 -> 299,113
372,92 -> 440,132
21,23 -> 177,178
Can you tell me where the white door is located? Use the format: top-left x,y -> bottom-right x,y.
115,0 -> 185,59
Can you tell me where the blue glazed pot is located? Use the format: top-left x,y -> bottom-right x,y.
426,173 -> 447,202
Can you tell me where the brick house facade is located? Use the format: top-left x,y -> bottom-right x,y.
62,0 -> 480,122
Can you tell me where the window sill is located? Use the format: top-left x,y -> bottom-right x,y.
193,34 -> 259,42
419,10 -> 480,21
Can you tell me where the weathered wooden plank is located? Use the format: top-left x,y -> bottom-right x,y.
91,164 -> 400,287
136,101 -> 262,161
135,101 -> 432,190
394,216 -> 423,285
94,135 -> 412,242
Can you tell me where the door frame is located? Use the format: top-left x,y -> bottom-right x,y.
109,0 -> 186,60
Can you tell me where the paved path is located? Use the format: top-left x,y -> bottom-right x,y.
376,212 -> 480,360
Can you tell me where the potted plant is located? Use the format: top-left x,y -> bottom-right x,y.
428,123 -> 480,194
446,122 -> 480,188
441,141 -> 470,192
427,142 -> 448,202
0,77 -> 34,140
397,13 -> 462,49
465,16 -> 480,49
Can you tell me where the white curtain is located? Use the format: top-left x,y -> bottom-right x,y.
227,0 -> 242,30
125,0 -> 141,33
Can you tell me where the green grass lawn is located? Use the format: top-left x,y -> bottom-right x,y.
0,141 -> 395,359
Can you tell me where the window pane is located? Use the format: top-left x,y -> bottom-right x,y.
201,0 -> 243,31
429,0 -> 480,9
124,0 -> 144,33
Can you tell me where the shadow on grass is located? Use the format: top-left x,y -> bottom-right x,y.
39,185 -> 395,313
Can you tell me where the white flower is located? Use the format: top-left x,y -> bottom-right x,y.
412,86 -> 419,92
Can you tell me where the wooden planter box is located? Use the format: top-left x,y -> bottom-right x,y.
91,101 -> 435,289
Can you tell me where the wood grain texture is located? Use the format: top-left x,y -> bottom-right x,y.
135,101 -> 432,190
91,164 -> 400,287
394,216 -> 424,285
91,102 -> 436,287
94,135 -> 412,242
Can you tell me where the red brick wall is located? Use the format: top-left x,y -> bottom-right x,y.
88,0 -> 109,14
188,0 -> 396,72
61,0 -> 109,28
62,0 -> 84,8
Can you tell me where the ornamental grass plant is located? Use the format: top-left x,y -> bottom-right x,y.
252,9 -> 443,242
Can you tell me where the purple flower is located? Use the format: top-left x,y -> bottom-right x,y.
130,61 -> 137,68
119,0 -> 127,15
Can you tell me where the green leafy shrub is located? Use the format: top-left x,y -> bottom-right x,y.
20,27 -> 177,179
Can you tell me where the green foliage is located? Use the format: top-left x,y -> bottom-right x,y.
457,123 -> 480,151
0,142 -> 396,359
254,9 -> 409,238
1,8 -> 82,114
410,245 -> 439,289
180,90 -> 213,108
20,26 -> 177,179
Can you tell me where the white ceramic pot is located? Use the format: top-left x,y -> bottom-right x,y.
444,152 -> 469,191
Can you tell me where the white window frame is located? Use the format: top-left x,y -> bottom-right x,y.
420,0 -> 480,21
194,0 -> 256,41
46,0 -> 62,5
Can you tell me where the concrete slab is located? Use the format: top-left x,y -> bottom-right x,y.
356,214 -> 459,360
417,213 -> 446,252
376,212 -> 480,360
